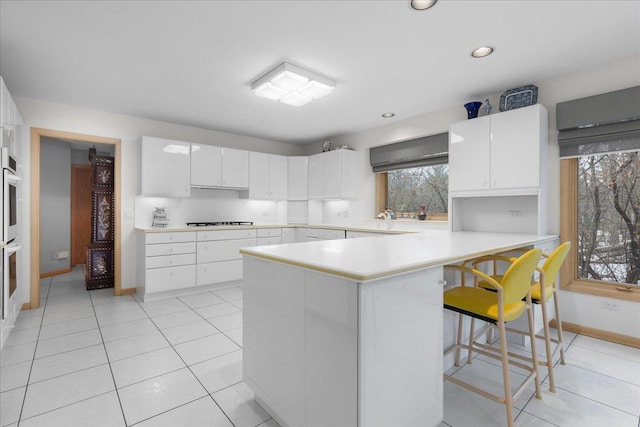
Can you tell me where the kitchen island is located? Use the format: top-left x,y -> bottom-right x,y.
240,230 -> 557,427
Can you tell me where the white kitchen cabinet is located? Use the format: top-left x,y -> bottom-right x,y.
448,105 -> 549,234
0,77 -> 19,161
139,136 -> 191,197
448,104 -> 547,193
308,149 -> 357,200
139,231 -> 197,298
246,151 -> 269,199
196,229 -> 257,286
191,145 -> 249,189
191,144 -> 222,187
221,147 -> 249,188
308,153 -> 324,199
269,154 -> 288,199
287,156 -> 308,200
242,152 -> 288,200
305,228 -> 345,240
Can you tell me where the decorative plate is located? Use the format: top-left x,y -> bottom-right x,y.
499,85 -> 538,111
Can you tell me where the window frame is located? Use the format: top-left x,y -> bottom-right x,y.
560,158 -> 640,302
375,170 -> 449,222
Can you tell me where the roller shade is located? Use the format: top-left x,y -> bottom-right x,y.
369,132 -> 448,173
557,86 -> 640,158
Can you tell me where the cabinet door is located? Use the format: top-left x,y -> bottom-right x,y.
248,151 -> 270,199
308,153 -> 324,199
490,105 -> 541,189
191,144 -> 222,187
288,156 -> 308,200
340,149 -> 357,199
323,150 -> 343,199
448,116 -> 491,192
222,147 -> 249,188
140,136 -> 191,197
269,154 -> 288,199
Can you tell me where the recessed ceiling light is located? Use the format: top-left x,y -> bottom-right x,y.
382,112 -> 395,118
471,46 -> 494,58
410,0 -> 437,10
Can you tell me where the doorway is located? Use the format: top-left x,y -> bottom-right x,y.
29,128 -> 123,310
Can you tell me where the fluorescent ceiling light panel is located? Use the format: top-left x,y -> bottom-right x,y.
271,71 -> 309,91
252,61 -> 335,107
254,83 -> 289,101
298,81 -> 334,99
280,92 -> 313,107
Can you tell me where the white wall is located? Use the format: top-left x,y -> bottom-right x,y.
39,137 -> 71,274
15,97 -> 304,302
305,56 -> 640,339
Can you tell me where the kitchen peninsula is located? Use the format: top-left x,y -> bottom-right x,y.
240,230 -> 557,427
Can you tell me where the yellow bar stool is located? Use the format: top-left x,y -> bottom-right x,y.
443,248 -> 543,427
472,242 -> 572,392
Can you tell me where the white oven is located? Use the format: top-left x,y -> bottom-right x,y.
2,242 -> 20,320
2,147 -> 20,244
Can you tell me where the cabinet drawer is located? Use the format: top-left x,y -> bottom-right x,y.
145,265 -> 196,294
197,238 -> 255,263
197,260 -> 243,286
256,228 -> 281,238
146,253 -> 196,269
256,237 -> 281,246
146,232 -> 195,244
197,229 -> 257,242
146,242 -> 195,257
306,229 -> 345,240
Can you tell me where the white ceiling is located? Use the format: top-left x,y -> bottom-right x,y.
1,1 -> 639,145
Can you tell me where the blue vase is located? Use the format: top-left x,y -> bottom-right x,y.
464,101 -> 483,119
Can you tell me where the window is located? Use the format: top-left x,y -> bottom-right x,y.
377,164 -> 448,220
577,152 -> 640,285
560,154 -> 640,301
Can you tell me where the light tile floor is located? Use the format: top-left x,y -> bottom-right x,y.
0,267 -> 638,426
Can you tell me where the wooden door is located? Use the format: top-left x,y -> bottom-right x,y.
71,165 -> 93,266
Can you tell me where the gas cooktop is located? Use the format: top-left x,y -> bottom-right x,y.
186,221 -> 254,227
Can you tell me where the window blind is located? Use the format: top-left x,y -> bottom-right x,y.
557,86 -> 640,158
369,132 -> 448,173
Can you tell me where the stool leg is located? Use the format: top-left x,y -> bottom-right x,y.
527,300 -> 542,399
540,296 -> 556,392
553,290 -> 567,365
467,317 -> 476,365
455,312 -> 464,367
497,318 -> 514,427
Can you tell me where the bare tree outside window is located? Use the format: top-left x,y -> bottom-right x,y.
387,164 -> 448,218
577,151 -> 640,286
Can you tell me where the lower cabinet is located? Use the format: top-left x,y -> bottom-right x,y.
146,265 -> 196,294
197,260 -> 244,286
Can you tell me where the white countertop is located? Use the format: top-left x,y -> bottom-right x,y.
240,231 -> 557,281
135,224 -> 409,234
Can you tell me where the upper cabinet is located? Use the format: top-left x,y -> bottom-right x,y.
308,149 -> 357,200
241,152 -> 288,200
287,156 -> 308,200
0,76 -> 22,163
139,136 -> 191,197
448,104 -> 547,194
191,144 -> 248,189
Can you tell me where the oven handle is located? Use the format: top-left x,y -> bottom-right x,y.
5,172 -> 22,182
6,243 -> 22,254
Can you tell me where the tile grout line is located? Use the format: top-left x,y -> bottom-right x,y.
15,276 -> 53,425
88,287 -> 129,426
137,297 -> 238,426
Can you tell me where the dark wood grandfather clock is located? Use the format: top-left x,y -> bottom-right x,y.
85,155 -> 115,290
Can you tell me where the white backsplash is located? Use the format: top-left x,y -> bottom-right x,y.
135,188 -> 286,228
